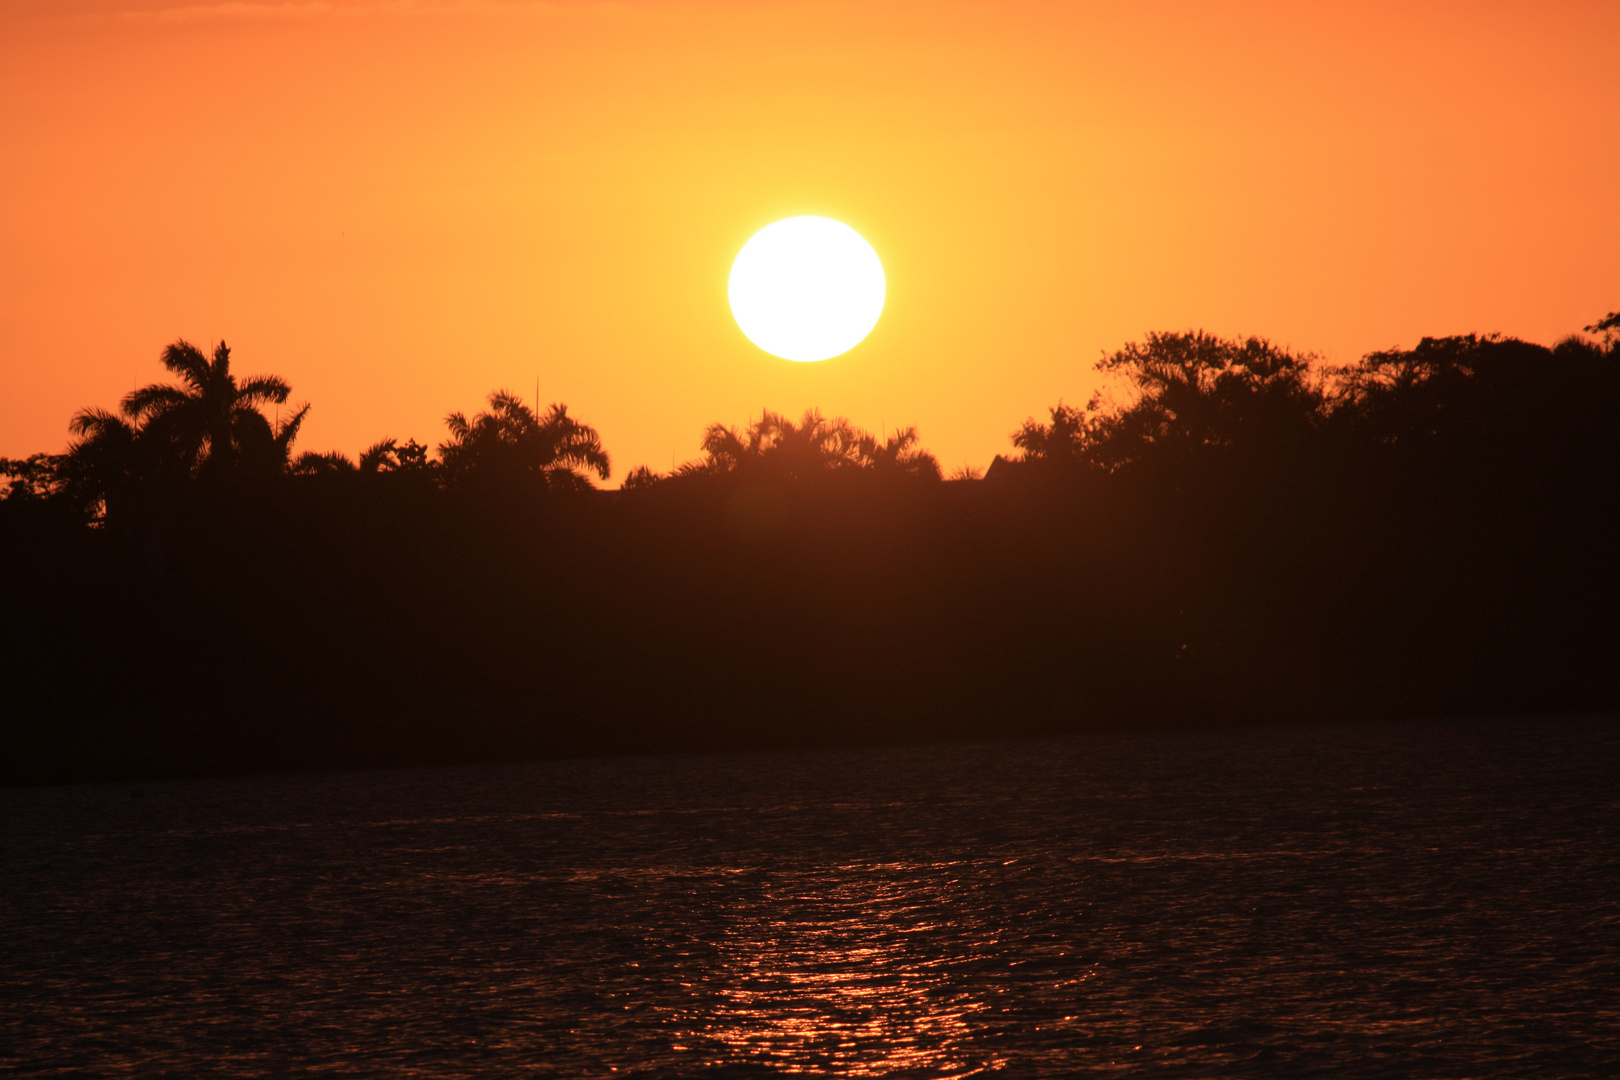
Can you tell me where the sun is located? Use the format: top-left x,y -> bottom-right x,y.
728,217 -> 885,363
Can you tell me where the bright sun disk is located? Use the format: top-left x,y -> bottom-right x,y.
728,217 -> 885,363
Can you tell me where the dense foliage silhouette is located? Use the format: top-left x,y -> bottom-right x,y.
2,317 -> 1615,783
439,392 -> 610,490
644,408 -> 942,482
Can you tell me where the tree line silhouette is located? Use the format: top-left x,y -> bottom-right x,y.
2,311 -> 1616,783
0,338 -> 955,521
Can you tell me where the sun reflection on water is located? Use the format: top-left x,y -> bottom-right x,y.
673,865 -> 1005,1076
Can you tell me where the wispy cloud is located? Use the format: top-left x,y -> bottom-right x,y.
124,2 -> 335,20
79,0 -> 587,25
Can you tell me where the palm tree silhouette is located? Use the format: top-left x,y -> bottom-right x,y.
674,409 -> 947,482
439,391 -> 610,489
620,464 -> 663,489
287,437 -> 440,479
358,439 -> 399,473
236,403 -> 310,478
681,409 -> 860,480
290,449 -> 357,476
58,408 -> 149,521
854,426 -> 943,480
361,438 -> 435,474
122,340 -> 293,478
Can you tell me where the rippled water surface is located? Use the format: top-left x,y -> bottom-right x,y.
4,717 -> 1619,1078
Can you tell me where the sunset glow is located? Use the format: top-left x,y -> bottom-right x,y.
1,1 -> 1617,477
5,8 -> 1619,1074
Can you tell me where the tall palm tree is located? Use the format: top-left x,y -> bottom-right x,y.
439,391 -> 610,489
122,339 -> 292,478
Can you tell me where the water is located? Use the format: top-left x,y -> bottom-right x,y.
3,717 -> 1618,1078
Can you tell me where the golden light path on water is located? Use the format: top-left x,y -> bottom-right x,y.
684,876 -> 988,1074
666,861 -> 1088,1076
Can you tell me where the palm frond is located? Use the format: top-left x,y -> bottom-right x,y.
159,340 -> 212,391
273,403 -> 311,457
359,438 -> 397,472
70,407 -> 134,438
541,465 -> 597,492
235,375 -> 292,407
906,450 -> 943,481
122,384 -> 189,419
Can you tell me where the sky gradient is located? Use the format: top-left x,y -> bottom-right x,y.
3,0 -> 1617,478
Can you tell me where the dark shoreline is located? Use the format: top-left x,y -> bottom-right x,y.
5,474 -> 1614,787
9,707 -> 1615,792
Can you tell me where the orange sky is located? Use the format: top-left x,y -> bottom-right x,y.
3,0 -> 1617,479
